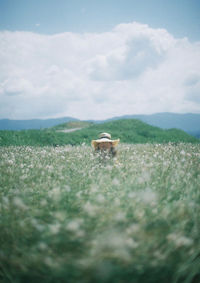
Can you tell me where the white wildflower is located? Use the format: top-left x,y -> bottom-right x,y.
126,224 -> 140,235
112,178 -> 120,186
115,212 -> 126,222
128,192 -> 136,199
2,197 -> 9,205
180,150 -> 186,155
125,238 -> 139,249
139,188 -> 157,204
154,250 -> 166,261
76,191 -> 82,198
20,175 -> 27,180
64,185 -> 71,192
46,165 -> 53,171
48,187 -> 61,200
44,257 -> 55,267
167,233 -> 193,247
114,198 -> 120,206
66,219 -> 83,232
49,223 -> 61,235
96,194 -> 105,203
31,218 -> 44,231
13,197 -> 27,210
54,212 -> 65,221
105,165 -> 112,171
38,242 -> 48,251
83,202 -> 97,216
7,160 -> 14,165
40,199 -> 47,206
137,176 -> 145,184
90,185 -> 98,193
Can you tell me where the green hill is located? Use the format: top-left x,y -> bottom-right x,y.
66,119 -> 198,144
0,119 -> 198,146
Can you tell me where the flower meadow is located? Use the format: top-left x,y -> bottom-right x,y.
0,144 -> 200,283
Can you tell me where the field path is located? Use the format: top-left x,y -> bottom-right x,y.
57,127 -> 83,133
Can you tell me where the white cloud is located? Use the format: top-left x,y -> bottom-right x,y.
0,22 -> 200,119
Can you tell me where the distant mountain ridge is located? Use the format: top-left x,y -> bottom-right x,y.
0,117 -> 78,130
0,113 -> 200,138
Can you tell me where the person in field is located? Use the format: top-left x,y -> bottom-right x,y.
91,133 -> 120,157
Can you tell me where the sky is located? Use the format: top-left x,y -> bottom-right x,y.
0,0 -> 200,120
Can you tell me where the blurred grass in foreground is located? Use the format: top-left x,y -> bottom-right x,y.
0,143 -> 200,283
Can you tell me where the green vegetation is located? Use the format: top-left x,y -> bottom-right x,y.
0,144 -> 200,282
0,119 -> 198,146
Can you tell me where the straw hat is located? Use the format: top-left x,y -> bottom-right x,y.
91,133 -> 120,149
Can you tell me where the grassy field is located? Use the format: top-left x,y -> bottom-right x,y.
0,143 -> 200,283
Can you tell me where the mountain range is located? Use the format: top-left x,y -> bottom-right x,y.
0,113 -> 200,138
0,117 -> 78,131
